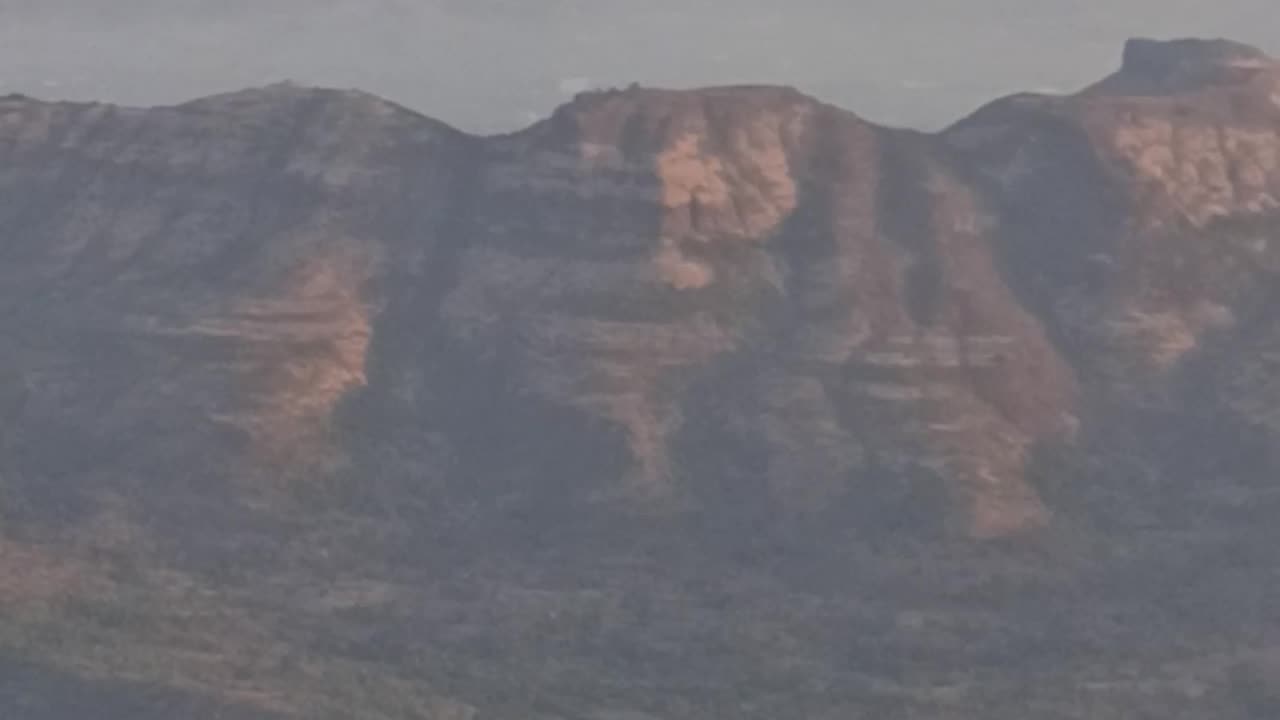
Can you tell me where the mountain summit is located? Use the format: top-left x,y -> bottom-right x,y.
1086,36 -> 1279,95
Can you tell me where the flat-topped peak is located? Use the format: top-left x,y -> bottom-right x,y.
497,82 -> 850,153
1083,37 -> 1278,97
554,83 -> 816,118
1122,37 -> 1272,75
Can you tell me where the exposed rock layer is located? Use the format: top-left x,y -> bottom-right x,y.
2,42 -> 1280,542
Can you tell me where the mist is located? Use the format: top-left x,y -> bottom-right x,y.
0,0 -> 1276,133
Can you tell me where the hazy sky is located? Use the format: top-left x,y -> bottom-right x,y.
0,0 -> 1275,133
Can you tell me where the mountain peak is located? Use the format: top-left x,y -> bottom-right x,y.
1085,37 -> 1277,97
548,83 -> 817,125
515,82 -> 835,156
1122,37 -> 1272,74
176,82 -> 380,110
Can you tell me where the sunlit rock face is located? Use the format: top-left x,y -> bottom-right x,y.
2,38 -> 1280,540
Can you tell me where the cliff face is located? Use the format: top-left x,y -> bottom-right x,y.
395,85 -> 1075,539
3,37 -> 1280,720
947,40 -> 1280,527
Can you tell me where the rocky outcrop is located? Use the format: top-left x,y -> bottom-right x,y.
1087,37 -> 1278,96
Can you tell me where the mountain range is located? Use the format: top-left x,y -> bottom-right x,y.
2,37 -> 1280,719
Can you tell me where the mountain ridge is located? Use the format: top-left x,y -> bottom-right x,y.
2,37 -> 1278,537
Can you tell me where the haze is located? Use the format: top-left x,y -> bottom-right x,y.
0,0 -> 1275,133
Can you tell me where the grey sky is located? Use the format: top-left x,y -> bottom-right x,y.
0,0 -> 1275,133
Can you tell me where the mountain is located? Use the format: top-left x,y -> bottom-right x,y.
1,37 -> 1280,719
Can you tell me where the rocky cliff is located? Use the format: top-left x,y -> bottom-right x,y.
2,38 -> 1280,720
